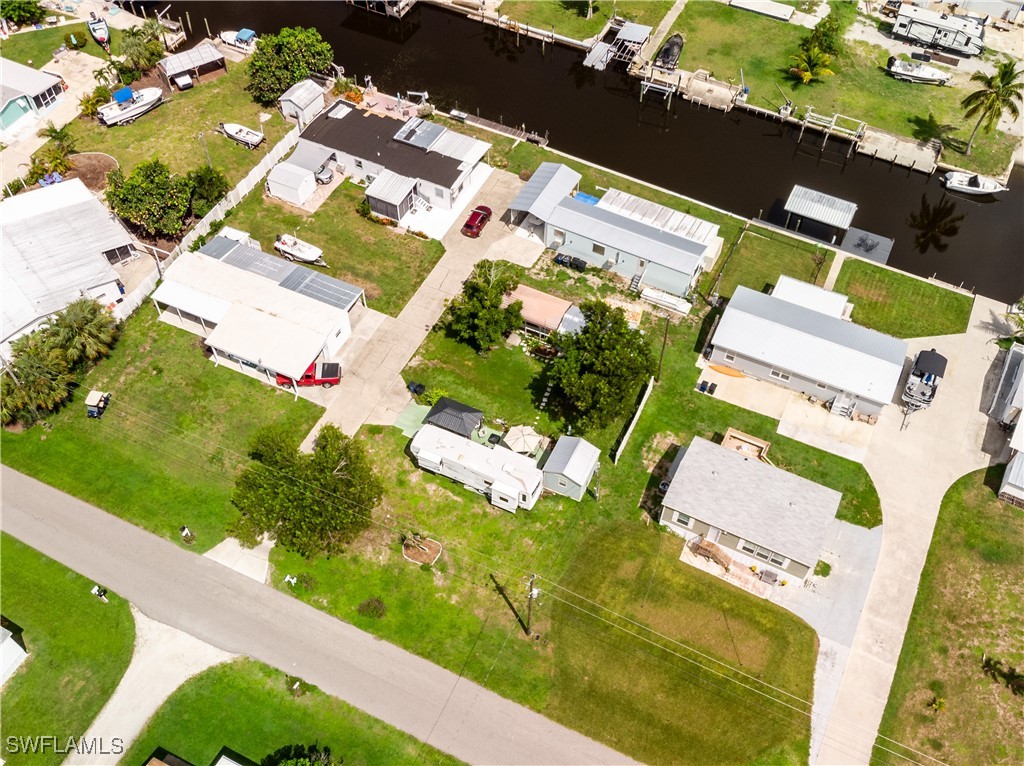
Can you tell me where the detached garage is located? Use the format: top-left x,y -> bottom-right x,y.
266,162 -> 315,206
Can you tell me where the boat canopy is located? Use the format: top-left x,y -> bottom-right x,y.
113,87 -> 133,104
236,28 -> 256,42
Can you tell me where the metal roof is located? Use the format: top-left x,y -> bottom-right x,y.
548,196 -> 704,276
279,79 -> 323,109
897,4 -> 985,34
557,304 -> 586,335
205,303 -> 329,379
784,185 -> 858,230
663,437 -> 840,567
714,287 -> 908,403
543,436 -> 600,487
987,342 -> 1023,422
596,188 -> 720,245
425,397 -> 483,438
508,162 -> 582,221
504,284 -> 572,333
366,169 -> 417,206
771,276 -> 848,318
267,162 -> 312,191
393,117 -> 446,150
1001,451 -> 1024,496
0,58 -> 62,103
1,180 -> 127,342
158,42 -> 224,78
429,130 -> 490,165
288,139 -> 334,172
615,22 -> 652,43
151,279 -> 230,323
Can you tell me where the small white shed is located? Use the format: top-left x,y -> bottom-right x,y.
542,436 -> 600,501
266,162 -> 315,206
279,79 -> 326,127
1,626 -> 28,686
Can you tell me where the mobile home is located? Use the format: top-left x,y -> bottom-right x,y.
893,6 -> 985,56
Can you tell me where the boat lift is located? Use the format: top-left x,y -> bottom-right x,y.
640,72 -> 681,108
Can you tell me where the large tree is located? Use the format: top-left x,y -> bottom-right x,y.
186,165 -> 230,218
106,159 -> 194,237
0,0 -> 44,25
40,299 -> 118,367
2,333 -> 74,425
444,260 -> 524,352
547,300 -> 655,430
118,19 -> 166,73
960,59 -> 1023,156
247,27 -> 334,106
232,424 -> 383,559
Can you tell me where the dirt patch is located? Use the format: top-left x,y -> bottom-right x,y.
639,433 -> 681,513
641,433 -> 678,472
66,152 -> 118,192
403,536 -> 442,565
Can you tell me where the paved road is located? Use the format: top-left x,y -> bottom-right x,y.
1,467 -> 634,766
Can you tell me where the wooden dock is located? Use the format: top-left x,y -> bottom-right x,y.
857,128 -> 940,174
462,114 -> 549,146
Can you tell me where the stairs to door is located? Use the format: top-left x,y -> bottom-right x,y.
629,273 -> 644,292
830,393 -> 856,419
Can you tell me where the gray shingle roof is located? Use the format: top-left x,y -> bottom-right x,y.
663,437 -> 840,566
543,436 -> 600,486
425,397 -> 483,438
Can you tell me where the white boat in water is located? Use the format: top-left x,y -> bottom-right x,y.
219,28 -> 257,53
275,234 -> 326,266
97,87 -> 163,126
220,122 -> 265,149
885,56 -> 951,85
942,171 -> 1008,195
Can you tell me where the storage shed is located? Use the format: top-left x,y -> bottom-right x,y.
0,624 -> 28,686
279,79 -> 325,127
266,162 -> 315,206
542,436 -> 600,501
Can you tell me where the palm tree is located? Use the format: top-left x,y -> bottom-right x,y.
119,21 -> 165,72
960,59 -> 1024,156
36,120 -> 77,157
41,299 -> 118,367
790,45 -> 834,85
1006,297 -> 1024,341
7,333 -> 74,423
93,60 -> 121,88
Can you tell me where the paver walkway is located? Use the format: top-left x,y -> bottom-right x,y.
2,467 -> 634,766
301,169 -> 543,448
65,607 -> 233,766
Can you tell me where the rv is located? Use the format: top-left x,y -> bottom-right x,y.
892,6 -> 985,56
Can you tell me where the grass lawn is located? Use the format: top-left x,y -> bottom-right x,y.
664,3 -> 1015,176
0,534 -> 135,766
0,308 -> 322,552
67,65 -> 293,185
499,1 -> 675,41
224,182 -> 445,316
705,225 -> 834,299
873,466 -> 1024,765
121,659 -> 461,766
1,23 -> 124,68
834,258 -> 974,338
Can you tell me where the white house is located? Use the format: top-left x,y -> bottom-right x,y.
151,236 -> 364,388
266,161 -> 316,207
989,342 -> 1024,506
279,79 -> 325,127
0,625 -> 28,686
0,58 -> 64,139
1,179 -> 135,357
410,424 -> 543,512
542,436 -> 600,501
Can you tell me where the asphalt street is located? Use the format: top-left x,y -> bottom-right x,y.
1,466 -> 634,766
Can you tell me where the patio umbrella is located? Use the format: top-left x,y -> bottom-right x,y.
504,425 -> 542,454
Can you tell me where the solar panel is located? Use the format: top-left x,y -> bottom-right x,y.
221,247 -> 295,280
279,269 -> 362,311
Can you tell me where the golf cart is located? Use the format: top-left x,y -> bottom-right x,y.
85,390 -> 111,418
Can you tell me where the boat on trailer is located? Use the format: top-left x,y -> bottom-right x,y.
87,12 -> 110,51
942,171 -> 1008,196
654,33 -> 683,71
885,56 -> 950,85
219,28 -> 257,53
220,122 -> 265,149
97,87 -> 163,126
275,234 -> 326,266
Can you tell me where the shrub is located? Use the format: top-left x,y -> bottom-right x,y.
357,198 -> 371,218
79,86 -> 112,119
357,596 -> 387,619
1,0 -> 45,26
519,169 -> 533,182
421,387 -> 449,406
63,31 -> 87,50
296,572 -> 317,590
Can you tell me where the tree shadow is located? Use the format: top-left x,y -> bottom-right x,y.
261,743 -> 332,766
907,112 -> 959,144
560,0 -> 598,18
905,193 -> 965,254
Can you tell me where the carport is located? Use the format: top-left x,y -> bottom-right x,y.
157,42 -> 226,90
784,185 -> 858,244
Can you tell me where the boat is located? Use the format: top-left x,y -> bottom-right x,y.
220,122 -> 265,149
275,234 -> 326,266
942,171 -> 1008,196
709,364 -> 744,378
219,28 -> 257,53
885,56 -> 950,85
902,349 -> 947,412
97,86 -> 163,126
654,33 -> 684,72
87,12 -> 109,51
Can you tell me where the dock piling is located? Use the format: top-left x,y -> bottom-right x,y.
204,17 -> 211,38
186,11 -> 192,33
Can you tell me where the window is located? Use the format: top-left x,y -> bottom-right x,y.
354,159 -> 363,169
435,186 -> 444,199
740,541 -> 785,566
673,511 -> 692,528
724,353 -> 736,363
770,369 -> 791,382
816,382 -> 828,390
103,245 -> 134,266
592,244 -> 605,256
553,229 -> 565,239
557,479 -> 568,488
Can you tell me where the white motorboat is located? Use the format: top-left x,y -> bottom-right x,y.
87,12 -> 109,51
885,56 -> 951,85
942,171 -> 1008,196
220,122 -> 265,149
219,28 -> 257,53
97,87 -> 163,126
275,234 -> 326,266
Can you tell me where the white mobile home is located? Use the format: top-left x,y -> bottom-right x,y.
893,6 -> 985,56
410,424 -> 543,512
989,342 -> 1024,506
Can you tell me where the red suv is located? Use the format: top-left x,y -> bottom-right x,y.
460,206 -> 493,238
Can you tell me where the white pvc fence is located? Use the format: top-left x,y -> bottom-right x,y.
113,268 -> 160,322
612,375 -> 656,464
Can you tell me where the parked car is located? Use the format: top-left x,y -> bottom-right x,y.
314,164 -> 334,185
276,361 -> 342,389
461,205 -> 493,238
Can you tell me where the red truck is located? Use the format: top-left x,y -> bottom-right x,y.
276,361 -> 342,389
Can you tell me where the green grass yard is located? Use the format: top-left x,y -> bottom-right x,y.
663,3 -> 1015,176
1,23 -> 124,67
224,182 -> 445,317
705,225 -> 834,299
834,258 -> 974,338
499,1 -> 675,41
873,467 -> 1024,765
67,65 -> 293,185
0,308 -> 322,551
121,659 -> 461,766
0,534 -> 135,766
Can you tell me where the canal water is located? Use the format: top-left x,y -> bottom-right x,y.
163,1 -> 1023,302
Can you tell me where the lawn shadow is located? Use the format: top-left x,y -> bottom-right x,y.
560,0 -> 600,19
907,112 -> 958,144
261,744 -> 329,766
693,307 -> 722,357
639,442 -> 681,516
981,462 -> 1008,496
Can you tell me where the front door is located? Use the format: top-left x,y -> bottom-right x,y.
707,526 -> 721,543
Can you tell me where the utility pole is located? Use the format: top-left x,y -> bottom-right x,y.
198,132 -> 212,168
525,574 -> 538,636
656,314 -> 670,381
